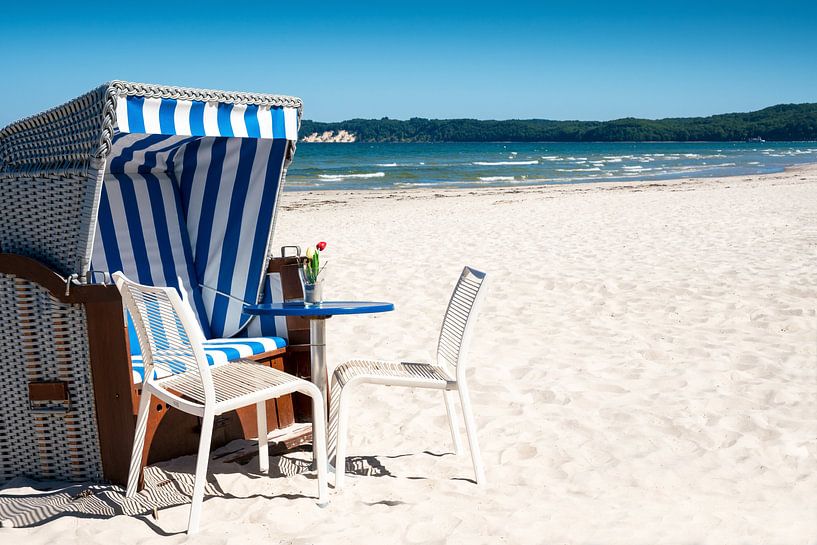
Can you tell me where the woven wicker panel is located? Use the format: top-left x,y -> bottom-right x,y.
0,83 -> 107,275
0,169 -> 102,276
108,80 -> 302,112
0,273 -> 103,483
0,86 -> 108,174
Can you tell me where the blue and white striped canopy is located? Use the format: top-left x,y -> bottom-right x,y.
91,92 -> 299,339
115,96 -> 299,140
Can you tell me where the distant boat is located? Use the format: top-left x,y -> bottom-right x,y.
747,136 -> 765,143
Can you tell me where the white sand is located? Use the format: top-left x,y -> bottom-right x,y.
2,166 -> 816,544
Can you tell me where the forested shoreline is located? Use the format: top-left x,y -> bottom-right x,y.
301,103 -> 817,142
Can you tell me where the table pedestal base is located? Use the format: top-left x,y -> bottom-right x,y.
309,317 -> 328,418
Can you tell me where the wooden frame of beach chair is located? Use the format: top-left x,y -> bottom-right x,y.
0,253 -> 135,484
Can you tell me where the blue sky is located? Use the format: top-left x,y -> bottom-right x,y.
1,1 -> 815,125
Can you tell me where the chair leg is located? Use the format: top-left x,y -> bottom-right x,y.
327,379 -> 341,464
333,386 -> 352,490
187,411 -> 215,535
126,390 -> 152,498
443,390 -> 462,455
457,382 -> 486,486
256,402 -> 269,474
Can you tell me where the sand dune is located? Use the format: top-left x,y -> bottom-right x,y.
2,166 -> 815,544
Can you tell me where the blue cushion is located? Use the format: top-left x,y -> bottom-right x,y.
127,313 -> 141,356
130,335 -> 286,384
202,337 -> 287,365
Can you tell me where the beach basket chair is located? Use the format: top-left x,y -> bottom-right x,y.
115,273 -> 328,534
0,81 -> 312,486
331,266 -> 487,487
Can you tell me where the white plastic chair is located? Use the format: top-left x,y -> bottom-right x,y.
113,272 -> 328,535
331,266 -> 487,488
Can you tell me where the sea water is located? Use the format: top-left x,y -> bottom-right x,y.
285,141 -> 817,191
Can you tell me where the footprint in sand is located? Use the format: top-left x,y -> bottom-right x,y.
581,447 -> 617,467
541,278 -> 555,290
665,435 -> 703,455
765,388 -> 801,407
589,382 -> 629,394
532,389 -> 558,403
405,518 -> 461,544
716,430 -> 741,448
639,348 -> 669,361
500,444 -> 538,464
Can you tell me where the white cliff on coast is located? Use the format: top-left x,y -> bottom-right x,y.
301,130 -> 356,142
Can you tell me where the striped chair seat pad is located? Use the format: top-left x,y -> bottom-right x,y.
130,336 -> 286,384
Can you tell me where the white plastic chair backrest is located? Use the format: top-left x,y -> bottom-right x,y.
113,272 -> 215,404
436,266 -> 487,380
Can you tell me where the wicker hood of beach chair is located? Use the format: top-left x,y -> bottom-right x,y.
0,81 -> 303,485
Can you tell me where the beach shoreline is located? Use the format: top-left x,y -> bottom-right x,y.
281,161 -> 817,209
2,163 -> 815,544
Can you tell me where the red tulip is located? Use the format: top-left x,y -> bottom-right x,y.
316,241 -> 327,251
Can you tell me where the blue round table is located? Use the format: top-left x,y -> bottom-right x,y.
243,301 -> 395,420
244,301 -> 394,317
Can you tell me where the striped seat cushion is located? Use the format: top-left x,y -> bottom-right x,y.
130,336 -> 286,384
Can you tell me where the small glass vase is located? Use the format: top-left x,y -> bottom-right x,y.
303,281 -> 323,305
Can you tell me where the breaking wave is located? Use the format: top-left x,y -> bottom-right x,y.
472,160 -> 539,166
478,176 -> 516,182
318,172 -> 386,181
